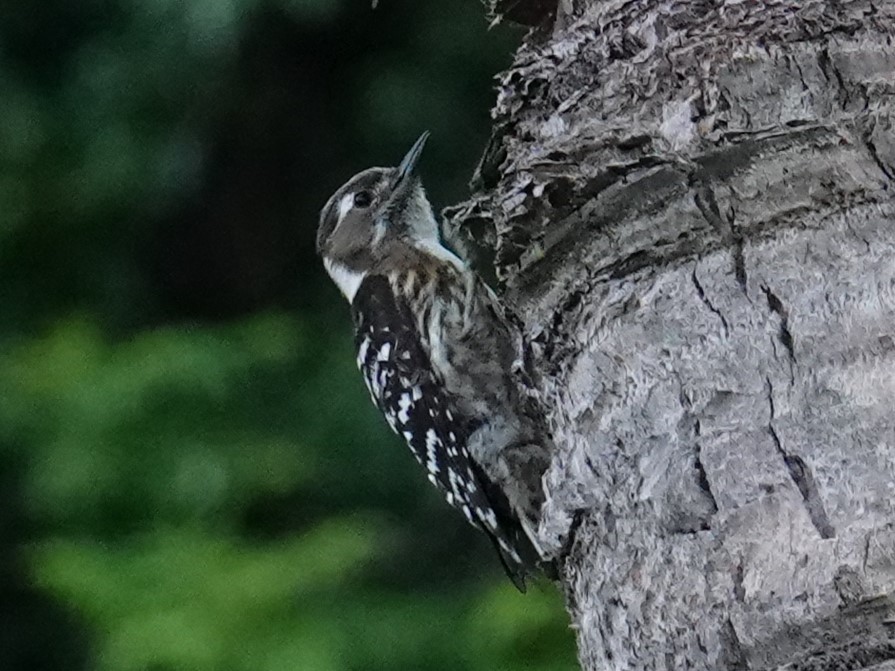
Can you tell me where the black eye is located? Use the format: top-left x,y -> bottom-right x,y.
353,191 -> 372,208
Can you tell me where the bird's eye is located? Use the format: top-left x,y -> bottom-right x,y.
353,191 -> 372,208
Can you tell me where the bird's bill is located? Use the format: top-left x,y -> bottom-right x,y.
397,131 -> 430,181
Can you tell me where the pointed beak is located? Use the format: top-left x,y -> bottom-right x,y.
397,131 -> 430,181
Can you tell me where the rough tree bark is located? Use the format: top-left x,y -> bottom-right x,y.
445,1 -> 895,669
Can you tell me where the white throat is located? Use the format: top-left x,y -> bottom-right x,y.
324,258 -> 367,303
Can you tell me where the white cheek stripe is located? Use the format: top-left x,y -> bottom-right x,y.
323,258 -> 367,303
337,193 -> 355,224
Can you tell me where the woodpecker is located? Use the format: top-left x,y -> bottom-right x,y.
316,133 -> 548,590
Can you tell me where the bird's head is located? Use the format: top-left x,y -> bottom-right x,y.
317,132 -> 437,282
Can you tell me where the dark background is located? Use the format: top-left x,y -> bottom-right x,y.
0,1 -> 577,669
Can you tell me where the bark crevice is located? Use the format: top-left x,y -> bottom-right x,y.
692,267 -> 729,334
766,376 -> 836,540
761,285 -> 797,366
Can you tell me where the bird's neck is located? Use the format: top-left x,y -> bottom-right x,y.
325,237 -> 467,305
408,236 -> 466,272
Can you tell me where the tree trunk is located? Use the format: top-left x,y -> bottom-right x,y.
446,1 -> 895,669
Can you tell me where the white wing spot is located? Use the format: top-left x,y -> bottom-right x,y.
357,337 -> 371,367
461,505 -> 474,524
377,342 -> 392,361
376,367 -> 389,396
477,506 -> 498,529
397,393 -> 412,424
369,364 -> 383,397
497,539 -> 522,563
448,470 -> 462,492
425,428 -> 441,475
364,363 -> 380,395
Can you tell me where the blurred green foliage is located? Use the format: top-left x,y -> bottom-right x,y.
0,1 -> 577,669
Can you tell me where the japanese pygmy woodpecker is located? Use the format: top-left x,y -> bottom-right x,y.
316,133 -> 550,590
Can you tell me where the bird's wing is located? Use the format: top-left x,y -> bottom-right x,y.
350,274 -> 530,589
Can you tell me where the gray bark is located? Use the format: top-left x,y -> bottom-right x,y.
446,1 -> 895,669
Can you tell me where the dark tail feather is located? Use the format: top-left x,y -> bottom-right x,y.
486,533 -> 528,593
470,462 -> 545,592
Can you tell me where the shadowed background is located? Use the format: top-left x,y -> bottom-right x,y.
0,0 -> 577,669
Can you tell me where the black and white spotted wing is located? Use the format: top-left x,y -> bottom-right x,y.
350,274 -> 527,585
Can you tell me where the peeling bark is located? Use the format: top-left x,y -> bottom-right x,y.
448,1 -> 895,669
